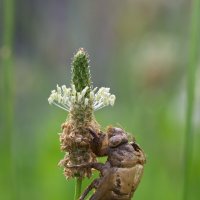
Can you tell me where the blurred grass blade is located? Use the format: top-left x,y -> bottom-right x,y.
1,0 -> 16,199
183,0 -> 200,200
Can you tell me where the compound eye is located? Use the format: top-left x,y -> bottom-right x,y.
109,133 -> 128,147
109,135 -> 122,147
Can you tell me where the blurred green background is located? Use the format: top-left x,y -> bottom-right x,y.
0,0 -> 200,200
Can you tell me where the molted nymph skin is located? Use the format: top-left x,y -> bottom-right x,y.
68,127 -> 146,200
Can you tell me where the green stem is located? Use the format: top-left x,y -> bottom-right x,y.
74,178 -> 82,200
183,0 -> 200,200
1,0 -> 15,199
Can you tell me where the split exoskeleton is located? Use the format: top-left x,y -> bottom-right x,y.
68,127 -> 146,200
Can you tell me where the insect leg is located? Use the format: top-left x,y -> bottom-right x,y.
67,162 -> 105,175
79,178 -> 100,200
88,162 -> 104,171
87,128 -> 108,157
86,128 -> 99,139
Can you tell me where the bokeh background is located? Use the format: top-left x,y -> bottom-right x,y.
0,0 -> 200,200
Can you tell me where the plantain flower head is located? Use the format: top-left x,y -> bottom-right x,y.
48,84 -> 116,111
47,48 -> 116,179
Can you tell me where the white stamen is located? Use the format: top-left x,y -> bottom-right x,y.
48,85 -> 116,112
84,98 -> 89,106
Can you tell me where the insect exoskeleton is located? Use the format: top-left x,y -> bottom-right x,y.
68,127 -> 146,200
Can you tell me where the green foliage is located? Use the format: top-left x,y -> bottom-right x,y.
183,0 -> 200,200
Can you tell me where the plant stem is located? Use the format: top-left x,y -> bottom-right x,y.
1,0 -> 15,198
183,0 -> 200,200
74,178 -> 82,200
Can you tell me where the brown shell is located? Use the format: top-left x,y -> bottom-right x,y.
90,164 -> 144,200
